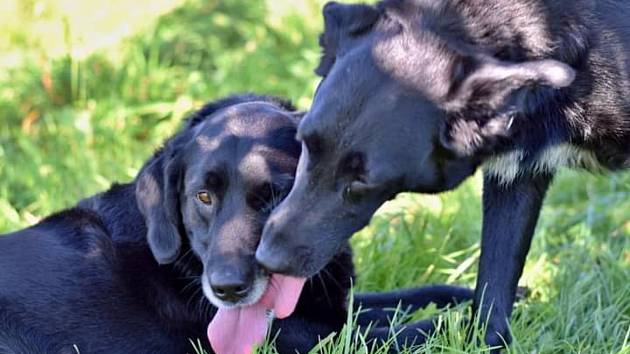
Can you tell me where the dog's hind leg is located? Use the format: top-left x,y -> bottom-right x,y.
353,285 -> 473,327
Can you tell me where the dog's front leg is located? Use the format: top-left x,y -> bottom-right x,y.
474,172 -> 552,351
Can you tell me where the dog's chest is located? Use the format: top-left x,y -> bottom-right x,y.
483,143 -> 603,184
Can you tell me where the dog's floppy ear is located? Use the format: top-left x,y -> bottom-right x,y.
440,55 -> 575,156
136,151 -> 184,264
316,2 -> 380,77
446,56 -> 575,110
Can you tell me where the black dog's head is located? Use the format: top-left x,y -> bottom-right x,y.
136,95 -> 302,308
257,1 -> 576,277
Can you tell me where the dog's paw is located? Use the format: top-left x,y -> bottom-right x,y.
484,323 -> 511,353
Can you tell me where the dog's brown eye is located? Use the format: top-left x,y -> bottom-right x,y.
196,191 -> 212,205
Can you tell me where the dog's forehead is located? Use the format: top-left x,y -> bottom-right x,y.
301,43 -> 407,144
195,101 -> 296,151
214,101 -> 292,135
371,31 -> 456,101
191,102 -> 299,181
316,6 -> 456,108
303,51 -> 377,135
303,36 -> 451,147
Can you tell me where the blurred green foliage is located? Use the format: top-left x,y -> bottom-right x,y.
0,0 -> 628,353
0,0 -> 323,231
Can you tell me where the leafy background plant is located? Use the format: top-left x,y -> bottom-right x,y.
0,0 -> 628,353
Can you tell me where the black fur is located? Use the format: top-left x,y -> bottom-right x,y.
257,0 -> 630,351
0,94 -> 473,353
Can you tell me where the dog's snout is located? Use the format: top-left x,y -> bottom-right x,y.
255,240 -> 292,275
209,271 -> 251,303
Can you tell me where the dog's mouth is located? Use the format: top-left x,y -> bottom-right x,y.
201,274 -> 270,309
205,274 -> 307,354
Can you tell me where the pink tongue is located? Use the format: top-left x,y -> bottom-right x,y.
207,275 -> 307,354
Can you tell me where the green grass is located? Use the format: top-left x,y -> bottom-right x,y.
1,0 -> 629,353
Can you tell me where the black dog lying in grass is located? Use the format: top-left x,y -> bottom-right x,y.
0,94 -> 472,354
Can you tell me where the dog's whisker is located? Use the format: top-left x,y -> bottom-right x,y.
180,277 -> 201,294
321,268 -> 344,292
317,273 -> 333,308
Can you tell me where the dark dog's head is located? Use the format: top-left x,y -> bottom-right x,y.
136,95 -> 302,308
257,1 -> 576,277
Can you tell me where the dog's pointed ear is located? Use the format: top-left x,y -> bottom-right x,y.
440,56 -> 575,156
316,2 -> 380,77
136,152 -> 183,264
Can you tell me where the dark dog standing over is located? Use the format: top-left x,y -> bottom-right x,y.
256,0 -> 630,349
0,94 -> 472,354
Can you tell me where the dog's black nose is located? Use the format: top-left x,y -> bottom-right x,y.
209,272 -> 251,303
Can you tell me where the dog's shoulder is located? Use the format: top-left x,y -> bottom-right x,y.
79,182 -> 149,243
34,206 -> 116,260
